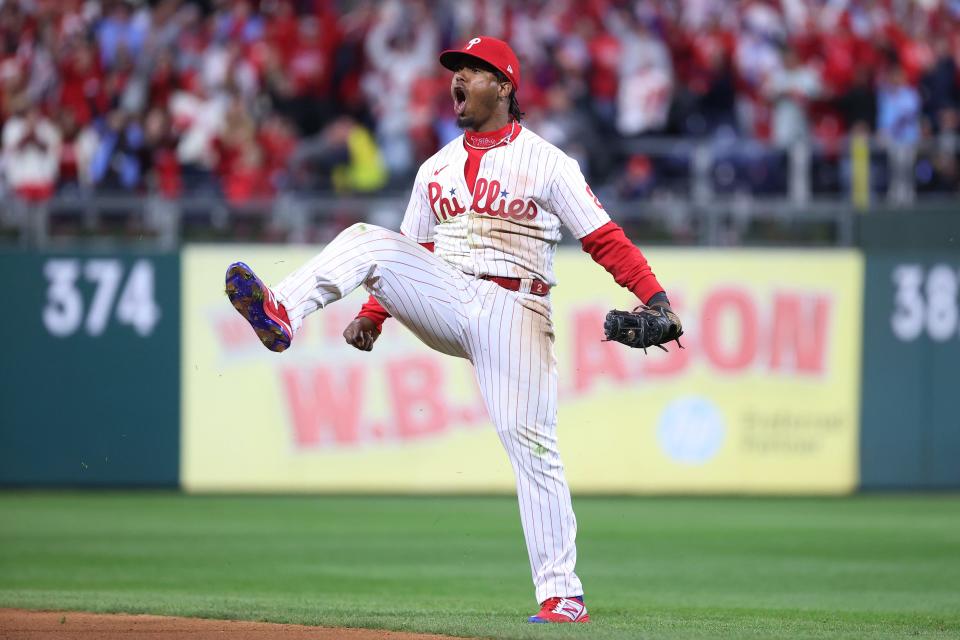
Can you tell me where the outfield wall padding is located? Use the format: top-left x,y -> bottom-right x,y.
0,251 -> 180,486
858,213 -> 960,489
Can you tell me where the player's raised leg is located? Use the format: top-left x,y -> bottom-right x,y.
465,284 -> 588,621
227,223 -> 470,357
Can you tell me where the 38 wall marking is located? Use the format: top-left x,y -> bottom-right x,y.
43,259 -> 161,337
891,264 -> 960,342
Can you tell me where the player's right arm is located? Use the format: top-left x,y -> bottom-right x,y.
343,163 -> 437,351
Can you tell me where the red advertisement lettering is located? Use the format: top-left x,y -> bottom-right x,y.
386,357 -> 449,439
281,365 -> 365,447
701,288 -> 758,370
769,293 -> 829,373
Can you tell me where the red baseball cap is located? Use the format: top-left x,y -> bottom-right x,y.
439,36 -> 521,91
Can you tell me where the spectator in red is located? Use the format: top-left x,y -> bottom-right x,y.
223,141 -> 273,205
148,49 -> 179,111
57,40 -> 108,125
585,15 -> 620,127
2,104 -> 60,244
55,107 -> 84,192
143,107 -> 181,198
213,95 -> 256,181
605,9 -> 674,135
264,0 -> 299,63
617,153 -> 655,200
168,73 -> 227,192
3,105 -> 61,202
882,19 -> 935,88
258,114 -> 297,190
287,10 -> 341,134
289,12 -> 338,98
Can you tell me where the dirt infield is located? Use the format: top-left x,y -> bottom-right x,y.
0,609 -> 466,640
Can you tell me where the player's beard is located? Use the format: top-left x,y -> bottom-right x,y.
454,95 -> 496,131
452,75 -> 503,131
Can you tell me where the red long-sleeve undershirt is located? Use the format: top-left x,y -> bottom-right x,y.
579,220 -> 664,303
354,221 -> 663,333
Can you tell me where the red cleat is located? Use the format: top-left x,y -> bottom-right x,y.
527,596 -> 590,623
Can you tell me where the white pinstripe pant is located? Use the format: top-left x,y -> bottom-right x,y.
275,223 -> 583,603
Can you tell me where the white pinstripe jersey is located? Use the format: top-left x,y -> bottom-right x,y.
400,127 -> 611,286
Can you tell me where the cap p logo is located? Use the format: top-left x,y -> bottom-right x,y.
507,64 -> 513,74
466,38 -> 482,50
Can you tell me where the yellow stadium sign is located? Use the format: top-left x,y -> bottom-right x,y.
182,247 -> 862,494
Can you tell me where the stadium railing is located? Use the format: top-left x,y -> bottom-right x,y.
1,135 -> 955,248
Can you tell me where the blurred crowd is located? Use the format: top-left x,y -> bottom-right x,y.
1,0 -> 960,208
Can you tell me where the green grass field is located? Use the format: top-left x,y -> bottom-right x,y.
0,493 -> 958,639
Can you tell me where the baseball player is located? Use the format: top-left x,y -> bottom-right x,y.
225,36 -> 679,623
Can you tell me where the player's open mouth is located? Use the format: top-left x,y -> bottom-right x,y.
453,87 -> 467,116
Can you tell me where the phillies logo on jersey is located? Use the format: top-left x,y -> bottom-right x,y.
428,177 -> 538,223
428,182 -> 466,221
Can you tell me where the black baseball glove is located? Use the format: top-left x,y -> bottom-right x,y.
603,302 -> 684,352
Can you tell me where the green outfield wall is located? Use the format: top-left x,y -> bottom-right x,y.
0,251 -> 180,486
858,213 -> 960,489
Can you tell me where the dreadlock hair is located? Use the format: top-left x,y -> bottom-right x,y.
507,89 -> 524,122
492,68 -> 524,122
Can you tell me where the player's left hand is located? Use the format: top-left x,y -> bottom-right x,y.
343,317 -> 381,351
603,301 -> 683,353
